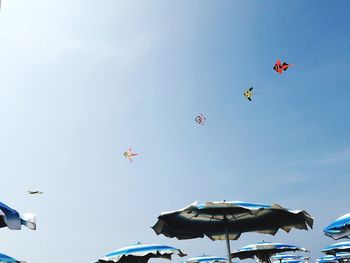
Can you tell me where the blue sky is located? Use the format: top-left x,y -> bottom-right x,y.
0,1 -> 349,262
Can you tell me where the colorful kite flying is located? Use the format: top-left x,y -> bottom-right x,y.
273,59 -> 294,74
244,87 -> 253,101
195,114 -> 206,125
123,148 -> 138,162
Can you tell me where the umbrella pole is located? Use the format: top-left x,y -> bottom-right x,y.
266,255 -> 270,263
225,227 -> 232,263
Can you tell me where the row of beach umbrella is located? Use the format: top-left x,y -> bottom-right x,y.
93,202 -> 350,263
94,200 -> 314,263
0,199 -> 349,262
92,242 -> 309,263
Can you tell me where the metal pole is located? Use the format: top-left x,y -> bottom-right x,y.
225,227 -> 232,263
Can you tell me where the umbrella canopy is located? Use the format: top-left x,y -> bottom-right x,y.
0,252 -> 25,262
0,202 -> 36,230
324,213 -> 350,240
152,201 -> 313,263
317,254 -> 350,263
322,242 -> 350,255
271,254 -> 304,262
94,243 -> 186,263
153,201 -> 313,241
317,256 -> 340,263
273,260 -> 303,263
231,242 -> 308,263
184,256 -> 228,263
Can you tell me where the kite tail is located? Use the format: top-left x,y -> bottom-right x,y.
20,213 -> 37,230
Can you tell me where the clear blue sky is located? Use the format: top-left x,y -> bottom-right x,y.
0,1 -> 349,262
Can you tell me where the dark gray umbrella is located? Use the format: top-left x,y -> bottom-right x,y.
152,201 -> 313,263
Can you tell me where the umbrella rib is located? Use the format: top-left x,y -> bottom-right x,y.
209,215 -> 215,222
184,212 -> 199,221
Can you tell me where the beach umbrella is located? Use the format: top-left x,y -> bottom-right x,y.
271,259 -> 304,263
271,254 -> 309,263
317,256 -> 340,263
317,254 -> 350,263
335,253 -> 350,263
271,254 -> 304,262
152,201 -> 313,263
322,242 -> 350,255
0,252 -> 26,262
93,243 -> 186,263
231,241 -> 308,263
0,202 -> 36,230
184,255 -> 228,263
324,213 -> 350,240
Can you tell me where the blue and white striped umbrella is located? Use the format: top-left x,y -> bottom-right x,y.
317,254 -> 350,263
335,253 -> 350,262
153,201 -> 313,263
94,243 -> 186,263
0,202 -> 36,230
317,256 -> 340,263
322,242 -> 350,255
273,259 -> 303,263
231,241 -> 308,263
271,254 -> 305,262
184,256 -> 228,263
336,253 -> 350,259
0,252 -> 25,262
324,213 -> 350,240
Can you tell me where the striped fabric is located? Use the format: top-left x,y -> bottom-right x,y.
184,256 -> 228,263
317,254 -> 350,263
0,202 -> 36,230
322,242 -> 350,255
271,254 -> 304,261
231,242 -> 308,260
324,213 -> 350,240
94,243 -> 185,263
0,252 -> 25,262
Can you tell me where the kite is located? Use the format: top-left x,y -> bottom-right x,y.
244,87 -> 253,101
123,148 -> 138,162
273,59 -> 294,74
28,191 -> 43,195
195,114 -> 206,125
